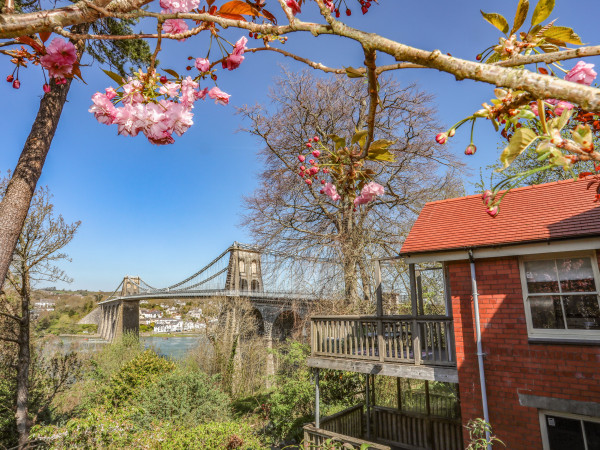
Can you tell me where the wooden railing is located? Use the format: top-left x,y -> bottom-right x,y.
304,404 -> 389,449
372,406 -> 463,450
320,404 -> 364,437
311,316 -> 456,367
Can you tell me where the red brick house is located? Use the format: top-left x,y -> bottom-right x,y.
400,178 -> 600,450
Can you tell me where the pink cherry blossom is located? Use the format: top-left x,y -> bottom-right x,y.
208,86 -> 231,105
233,36 -> 248,56
486,205 -> 499,218
286,0 -> 301,15
122,78 -> 144,104
482,190 -> 493,207
163,19 -> 189,38
323,183 -> 341,201
224,53 -> 244,71
105,87 -> 118,100
554,100 -> 574,116
180,76 -> 199,107
435,133 -> 448,144
159,0 -> 199,13
113,103 -> 144,137
166,102 -> 194,137
361,182 -> 384,198
89,92 -> 117,125
158,81 -> 180,98
40,38 -> 77,80
195,87 -> 209,100
565,61 -> 597,86
195,58 -> 210,72
354,182 -> 384,207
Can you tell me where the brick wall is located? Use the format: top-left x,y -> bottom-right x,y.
448,256 -> 600,449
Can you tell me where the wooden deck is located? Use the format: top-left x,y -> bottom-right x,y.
303,404 -> 463,450
308,316 -> 458,383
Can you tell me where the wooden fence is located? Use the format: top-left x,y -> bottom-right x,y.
311,315 -> 456,367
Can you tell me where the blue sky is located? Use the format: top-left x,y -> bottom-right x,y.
1,0 -> 598,290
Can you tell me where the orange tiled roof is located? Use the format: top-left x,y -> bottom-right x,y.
400,177 -> 600,255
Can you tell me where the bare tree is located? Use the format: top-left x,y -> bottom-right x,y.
239,70 -> 464,303
0,177 -> 80,447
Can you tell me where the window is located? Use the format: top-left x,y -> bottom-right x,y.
539,411 -> 600,450
519,252 -> 600,340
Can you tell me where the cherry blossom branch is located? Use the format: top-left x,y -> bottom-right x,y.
360,47 -> 378,159
0,0 -> 151,38
558,140 -> 600,162
53,22 -> 209,41
495,45 -> 600,67
249,46 -> 424,73
148,19 -> 163,76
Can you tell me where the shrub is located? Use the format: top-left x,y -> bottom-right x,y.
133,368 -> 231,426
102,350 -> 176,408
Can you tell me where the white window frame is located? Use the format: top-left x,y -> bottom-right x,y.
539,410 -> 600,450
518,251 -> 600,341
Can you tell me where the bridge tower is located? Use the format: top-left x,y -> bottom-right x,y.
225,243 -> 264,293
121,276 -> 141,297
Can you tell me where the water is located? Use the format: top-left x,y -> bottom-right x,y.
52,335 -> 207,360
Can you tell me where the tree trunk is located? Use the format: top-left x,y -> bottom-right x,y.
0,24 -> 88,291
16,274 -> 30,448
0,77 -> 73,292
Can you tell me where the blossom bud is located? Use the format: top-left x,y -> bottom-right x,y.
476,54 -> 482,61
435,133 -> 448,145
312,150 -> 321,158
321,180 -> 326,184
306,142 -> 312,148
448,128 -> 456,137
6,75 -> 13,82
305,179 -> 313,185
309,159 -> 315,165
12,79 -> 20,89
481,190 -> 493,206
300,166 -> 306,171
298,155 -> 305,162
160,76 -> 168,83
487,205 -> 499,218
313,136 -> 320,142
346,8 -> 351,15
320,189 -> 325,194
464,144 -> 477,155
323,169 -> 330,174
43,83 -> 51,93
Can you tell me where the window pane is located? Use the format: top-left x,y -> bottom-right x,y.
584,421 -> 600,449
530,296 -> 565,329
557,258 -> 596,292
524,260 -> 559,293
563,295 -> 600,330
545,415 -> 585,450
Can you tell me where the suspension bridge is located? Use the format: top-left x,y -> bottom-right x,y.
88,242 -> 345,342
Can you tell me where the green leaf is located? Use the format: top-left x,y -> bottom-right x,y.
367,139 -> 396,162
370,139 -> 395,151
345,66 -> 365,79
102,69 -> 125,86
162,68 -> 181,79
542,26 -> 582,45
328,134 -> 346,150
548,108 -> 572,132
499,128 -> 539,170
480,11 -> 509,34
485,52 -> 501,64
531,0 -> 555,26
571,124 -> 593,147
367,149 -> 396,162
511,0 -> 529,34
351,130 -> 368,146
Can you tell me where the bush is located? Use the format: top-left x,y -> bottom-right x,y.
101,350 -> 176,408
133,368 -> 231,426
32,412 -> 264,449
